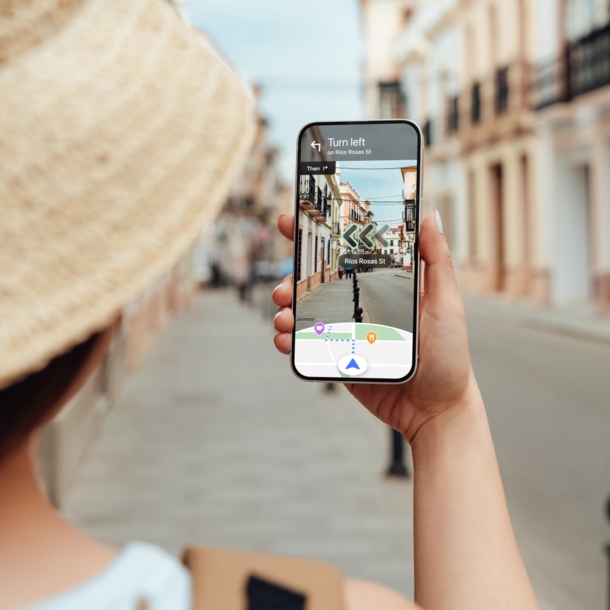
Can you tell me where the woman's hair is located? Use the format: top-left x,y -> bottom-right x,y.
0,332 -> 102,461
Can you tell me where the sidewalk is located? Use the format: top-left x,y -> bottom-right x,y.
296,276 -> 370,331
464,294 -> 610,345
64,289 -> 414,597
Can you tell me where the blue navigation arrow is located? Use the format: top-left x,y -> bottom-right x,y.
342,223 -> 359,250
346,358 -> 360,370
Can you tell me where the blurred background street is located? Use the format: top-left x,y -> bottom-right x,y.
37,1 -> 610,609
62,286 -> 610,610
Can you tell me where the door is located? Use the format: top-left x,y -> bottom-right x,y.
490,163 -> 506,291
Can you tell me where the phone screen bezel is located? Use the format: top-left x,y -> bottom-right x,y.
290,119 -> 422,385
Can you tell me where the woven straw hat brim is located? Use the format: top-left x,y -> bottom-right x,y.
0,0 -> 255,389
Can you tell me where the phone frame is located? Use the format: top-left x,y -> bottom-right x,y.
290,119 -> 423,384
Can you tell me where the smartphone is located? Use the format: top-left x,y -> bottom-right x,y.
291,120 -> 422,384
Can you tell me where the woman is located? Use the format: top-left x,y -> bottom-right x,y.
272,212 -> 540,610
0,1 -> 539,609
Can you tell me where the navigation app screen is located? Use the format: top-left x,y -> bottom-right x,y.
292,121 -> 421,382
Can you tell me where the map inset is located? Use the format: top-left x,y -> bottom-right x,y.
294,322 -> 413,380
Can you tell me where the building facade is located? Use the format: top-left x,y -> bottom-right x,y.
296,133 -> 342,301
532,0 -> 610,309
363,0 -> 610,311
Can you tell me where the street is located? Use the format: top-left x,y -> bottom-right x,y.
466,296 -> 610,610
295,268 -> 416,334
65,289 -> 416,597
64,288 -> 610,609
356,269 -> 415,332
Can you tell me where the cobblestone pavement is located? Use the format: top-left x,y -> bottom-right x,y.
65,289 -> 415,597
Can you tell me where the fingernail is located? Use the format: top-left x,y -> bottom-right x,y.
274,309 -> 284,322
272,283 -> 282,295
435,210 -> 444,235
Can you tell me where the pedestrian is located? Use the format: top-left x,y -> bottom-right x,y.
338,265 -> 344,280
272,211 -> 540,610
0,2 -> 416,608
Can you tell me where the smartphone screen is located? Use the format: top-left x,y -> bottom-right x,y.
291,121 -> 422,383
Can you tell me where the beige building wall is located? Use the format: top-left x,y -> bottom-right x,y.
360,0 -> 418,118
455,0 -> 545,303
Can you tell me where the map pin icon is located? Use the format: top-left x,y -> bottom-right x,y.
366,331 -> 377,344
314,323 -> 325,336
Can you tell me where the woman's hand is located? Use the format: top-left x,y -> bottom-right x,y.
272,212 -> 473,444
274,214 -> 540,610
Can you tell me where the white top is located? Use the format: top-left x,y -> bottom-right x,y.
22,542 -> 191,610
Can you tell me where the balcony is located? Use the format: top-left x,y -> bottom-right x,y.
332,221 -> 341,236
298,177 -> 327,223
533,22 -> 610,109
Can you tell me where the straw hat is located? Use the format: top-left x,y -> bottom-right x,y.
0,0 -> 255,389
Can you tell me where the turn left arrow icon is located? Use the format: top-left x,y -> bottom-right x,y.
375,224 -> 390,248
311,141 -> 321,151
359,223 -> 376,250
342,223 -> 359,249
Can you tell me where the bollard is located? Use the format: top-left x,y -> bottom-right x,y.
354,307 -> 363,323
604,498 -> 610,608
386,429 -> 409,478
354,287 -> 360,311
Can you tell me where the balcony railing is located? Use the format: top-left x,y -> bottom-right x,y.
571,22 -> 610,96
299,177 -> 327,220
464,63 -> 528,127
533,21 -> 610,109
332,221 -> 341,235
299,176 -> 316,206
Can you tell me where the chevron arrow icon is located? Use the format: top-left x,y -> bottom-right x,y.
359,223 -> 376,250
375,224 -> 390,248
342,223 -> 359,249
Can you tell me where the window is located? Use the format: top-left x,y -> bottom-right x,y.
390,240 -> 394,246
327,239 -> 331,264
471,82 -> 481,124
390,249 -> 394,254
314,236 -> 318,273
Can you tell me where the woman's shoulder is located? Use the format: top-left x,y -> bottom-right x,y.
24,542 -> 191,610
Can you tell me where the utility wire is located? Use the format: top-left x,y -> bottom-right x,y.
340,166 -> 416,170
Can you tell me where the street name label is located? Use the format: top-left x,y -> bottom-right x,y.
340,254 -> 391,269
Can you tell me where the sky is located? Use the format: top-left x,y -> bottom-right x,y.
189,0 -> 364,181
340,160 -> 418,227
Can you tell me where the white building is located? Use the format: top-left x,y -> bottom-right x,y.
395,0 -> 463,255
532,0 -> 610,309
296,165 -> 342,301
